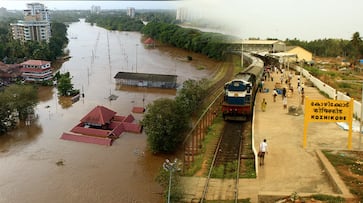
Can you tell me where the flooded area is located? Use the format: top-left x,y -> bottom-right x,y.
0,19 -> 218,203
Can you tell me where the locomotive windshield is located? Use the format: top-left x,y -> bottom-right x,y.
227,81 -> 246,91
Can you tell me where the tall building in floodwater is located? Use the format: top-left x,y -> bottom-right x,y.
176,7 -> 188,22
91,5 -> 101,14
127,7 -> 135,18
10,3 -> 51,43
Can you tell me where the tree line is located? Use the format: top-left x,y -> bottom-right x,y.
85,13 -> 234,61
141,22 -> 233,60
86,14 -> 145,31
285,32 -> 363,62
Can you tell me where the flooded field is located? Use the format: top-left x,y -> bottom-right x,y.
0,19 -> 218,203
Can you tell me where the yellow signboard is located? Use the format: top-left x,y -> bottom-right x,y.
305,99 -> 352,123
303,97 -> 353,149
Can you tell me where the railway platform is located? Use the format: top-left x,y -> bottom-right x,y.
181,69 -> 360,202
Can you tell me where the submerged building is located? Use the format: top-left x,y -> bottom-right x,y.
114,72 -> 177,89
20,59 -> 53,82
61,105 -> 142,146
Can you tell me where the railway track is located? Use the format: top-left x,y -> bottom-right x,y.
200,121 -> 249,202
201,61 -> 235,109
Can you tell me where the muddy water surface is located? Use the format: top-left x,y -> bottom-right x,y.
0,19 -> 216,203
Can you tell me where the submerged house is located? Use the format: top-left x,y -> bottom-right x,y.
61,105 -> 142,146
143,37 -> 155,48
20,59 -> 53,82
114,72 -> 177,89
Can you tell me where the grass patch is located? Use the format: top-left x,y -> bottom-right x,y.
197,65 -> 205,70
240,159 -> 256,178
322,150 -> 356,166
337,82 -> 353,89
183,153 -> 205,176
211,161 -> 238,179
322,150 -> 363,201
311,194 -> 345,203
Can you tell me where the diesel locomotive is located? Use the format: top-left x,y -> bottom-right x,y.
222,53 -> 264,121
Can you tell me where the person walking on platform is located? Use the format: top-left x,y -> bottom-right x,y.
261,98 -> 267,112
282,87 -> 287,99
272,88 -> 278,102
283,96 -> 287,109
259,139 -> 268,166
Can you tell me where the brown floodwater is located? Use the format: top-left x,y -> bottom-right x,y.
0,19 -> 215,203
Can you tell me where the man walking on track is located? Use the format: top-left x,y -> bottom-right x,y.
259,139 -> 268,166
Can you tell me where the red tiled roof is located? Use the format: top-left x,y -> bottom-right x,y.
132,106 -> 145,113
21,60 -> 50,66
113,115 -> 126,122
143,37 -> 154,44
110,121 -> 125,137
80,105 -> 116,125
122,122 -> 142,133
124,114 -> 135,123
60,133 -> 113,146
60,106 -> 142,146
70,126 -> 110,137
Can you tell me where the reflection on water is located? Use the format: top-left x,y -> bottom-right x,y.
58,96 -> 75,109
37,86 -> 54,102
0,19 -> 213,203
0,121 -> 42,154
116,85 -> 177,95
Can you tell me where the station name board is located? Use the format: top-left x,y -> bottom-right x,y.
303,98 -> 353,149
305,100 -> 352,122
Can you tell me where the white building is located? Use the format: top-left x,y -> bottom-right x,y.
11,3 -> 51,43
127,7 -> 135,18
23,2 -> 50,21
91,5 -> 101,14
176,7 -> 188,22
20,60 -> 53,82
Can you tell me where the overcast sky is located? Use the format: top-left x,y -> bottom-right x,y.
1,0 -> 362,41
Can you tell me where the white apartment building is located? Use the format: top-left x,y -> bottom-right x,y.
91,5 -> 101,14
176,7 -> 188,22
11,3 -> 51,43
127,7 -> 135,18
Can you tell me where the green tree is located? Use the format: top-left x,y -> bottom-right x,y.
2,84 -> 38,121
350,32 -> 363,60
175,79 -> 207,116
56,72 -> 73,96
142,98 -> 188,153
0,93 -> 15,133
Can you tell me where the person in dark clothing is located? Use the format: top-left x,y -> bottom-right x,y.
282,87 -> 287,98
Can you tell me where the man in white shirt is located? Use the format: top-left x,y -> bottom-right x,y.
259,139 -> 268,166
